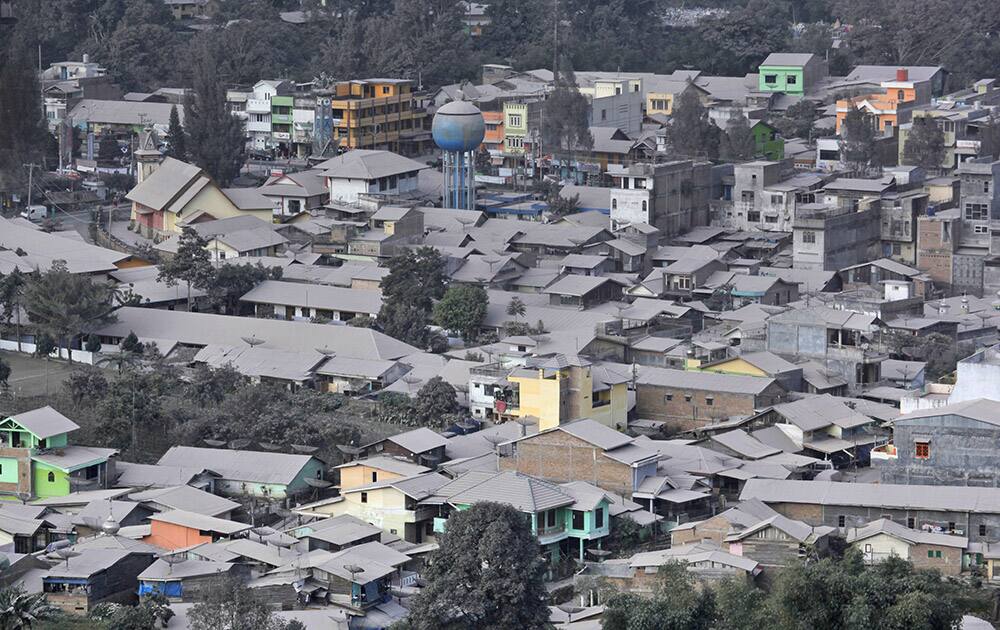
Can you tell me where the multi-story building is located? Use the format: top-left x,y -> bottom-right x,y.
235,80 -> 294,153
719,159 -> 828,233
916,208 -> 963,292
835,68 -> 927,136
327,79 -> 430,156
898,104 -> 992,171
757,53 -> 827,96
957,159 -> 1000,253
607,160 -> 712,237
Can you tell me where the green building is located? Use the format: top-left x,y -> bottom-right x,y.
0,407 -> 117,499
752,120 -> 785,161
432,470 -> 612,564
757,53 -> 826,96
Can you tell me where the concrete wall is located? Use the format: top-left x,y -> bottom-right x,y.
878,414 -> 1000,486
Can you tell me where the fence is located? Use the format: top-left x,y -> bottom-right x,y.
0,339 -> 96,365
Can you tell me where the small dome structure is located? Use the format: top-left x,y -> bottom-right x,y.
432,100 -> 486,153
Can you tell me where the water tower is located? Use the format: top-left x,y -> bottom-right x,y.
432,100 -> 485,210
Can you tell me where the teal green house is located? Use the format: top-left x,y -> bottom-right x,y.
156,446 -> 326,500
758,53 -> 825,95
752,120 -> 785,161
431,470 -> 612,564
0,407 -> 117,499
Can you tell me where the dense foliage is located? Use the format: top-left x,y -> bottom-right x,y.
599,551 -> 989,630
2,0 -> 1000,97
398,502 -> 550,630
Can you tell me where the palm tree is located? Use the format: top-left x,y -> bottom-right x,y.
0,585 -> 59,628
506,297 -> 526,321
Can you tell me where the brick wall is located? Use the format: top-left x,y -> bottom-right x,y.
910,543 -> 963,575
635,383 -> 783,433
499,432 -> 634,497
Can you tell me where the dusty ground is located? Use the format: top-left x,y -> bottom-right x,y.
1,350 -> 76,400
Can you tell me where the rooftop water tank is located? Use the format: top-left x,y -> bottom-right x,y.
432,100 -> 486,153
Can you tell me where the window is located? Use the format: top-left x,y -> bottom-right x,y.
928,549 -> 942,558
425,521 -> 434,535
684,394 -> 692,403
838,515 -> 846,527
572,510 -> 585,530
966,203 -> 988,220
546,509 -> 556,528
802,231 -> 816,244
897,90 -> 905,101
508,114 -> 522,127
786,75 -> 797,85
907,517 -> 915,529
664,394 -> 673,402
980,524 -> 988,536
819,149 -> 840,160
596,508 -> 604,528
747,211 -> 761,223
975,225 -> 990,234
915,441 -> 930,459
675,276 -> 691,289
770,194 -> 783,205
47,472 -> 55,483
601,109 -> 607,121
611,198 -> 617,211
985,181 -> 991,194
764,74 -> 777,85
641,200 -> 647,214
371,472 -> 378,483
360,492 -> 368,503
705,397 -> 714,406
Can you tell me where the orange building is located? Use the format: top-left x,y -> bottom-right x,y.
327,79 -> 430,155
481,110 -> 505,156
335,456 -> 429,490
835,68 -> 921,135
145,510 -> 250,551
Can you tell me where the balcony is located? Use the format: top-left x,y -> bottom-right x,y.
536,523 -> 567,544
271,114 -> 293,124
246,99 -> 270,114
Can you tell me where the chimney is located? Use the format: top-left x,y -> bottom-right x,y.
896,68 -> 908,82
83,53 -> 89,64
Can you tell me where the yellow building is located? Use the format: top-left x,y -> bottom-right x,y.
126,157 -> 273,240
646,81 -> 710,117
296,466 -> 447,544
335,456 -> 429,490
506,355 -> 629,432
327,79 -> 429,154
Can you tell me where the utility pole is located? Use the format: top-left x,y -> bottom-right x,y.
552,0 -> 559,82
22,162 -> 38,208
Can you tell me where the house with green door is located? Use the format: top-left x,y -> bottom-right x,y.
0,407 -> 117,500
757,53 -> 826,95
751,120 -> 784,161
427,470 -> 612,564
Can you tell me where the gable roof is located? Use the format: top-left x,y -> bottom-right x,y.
129,485 -> 240,517
556,419 -> 634,451
6,406 -> 79,439
335,456 -> 430,477
442,471 -> 574,513
149,509 -> 251,535
895,398 -> 1000,427
741,479 -> 1000,514
845,518 -> 967,548
316,149 -> 429,180
381,428 -> 448,454
157,446 -> 319,486
125,157 -> 207,213
636,366 -> 778,395
761,53 -> 816,67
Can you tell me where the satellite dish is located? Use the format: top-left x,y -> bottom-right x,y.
304,478 -> 333,489
291,444 -> 319,454
586,548 -> 612,560
203,439 -> 227,448
16,492 -> 31,505
249,526 -> 276,542
336,444 -> 364,456
240,336 -> 265,347
160,553 -> 187,574
456,420 -> 478,431
229,439 -> 252,450
45,539 -> 72,553
258,442 -> 282,451
315,346 -> 336,357
55,548 -> 81,567
343,564 -> 365,581
101,516 -> 121,536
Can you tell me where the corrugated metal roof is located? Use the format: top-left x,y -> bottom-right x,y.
438,471 -> 574,512
741,479 -> 1000,514
8,406 -> 79,439
158,446 -> 319,486
316,149 -> 429,180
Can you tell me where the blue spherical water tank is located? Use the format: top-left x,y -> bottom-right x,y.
432,100 -> 486,152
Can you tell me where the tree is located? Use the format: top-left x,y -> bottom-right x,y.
541,61 -> 593,159
120,331 -> 142,354
903,118 -> 946,171
188,577 -> 291,630
379,248 -> 447,348
546,191 -> 580,218
347,315 -> 376,328
414,376 -> 460,426
98,132 -> 120,165
33,334 -> 56,359
603,563 -> 716,630
91,593 -> 174,630
84,334 -> 102,353
21,262 -> 118,365
0,269 -> 26,352
720,114 -> 757,162
0,34 -> 49,194
433,285 -> 488,343
0,356 -> 10,389
403,502 -> 548,630
840,107 -> 880,175
165,104 -> 187,161
666,88 -> 719,159
185,40 -> 246,186
774,99 -> 818,140
505,297 -> 526,321
0,584 -> 59,629
205,263 -> 282,315
157,227 -> 214,310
